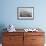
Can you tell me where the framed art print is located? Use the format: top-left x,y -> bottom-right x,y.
17,7 -> 34,20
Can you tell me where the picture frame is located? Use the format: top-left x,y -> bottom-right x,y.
17,7 -> 34,20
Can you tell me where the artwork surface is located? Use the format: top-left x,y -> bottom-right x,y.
17,7 -> 34,20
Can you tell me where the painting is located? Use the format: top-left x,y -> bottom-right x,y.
17,7 -> 34,20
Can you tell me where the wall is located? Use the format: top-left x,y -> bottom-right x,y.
0,0 -> 46,30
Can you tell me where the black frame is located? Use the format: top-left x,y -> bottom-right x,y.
17,7 -> 34,20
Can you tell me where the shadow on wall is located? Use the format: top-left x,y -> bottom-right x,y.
0,24 -> 7,43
